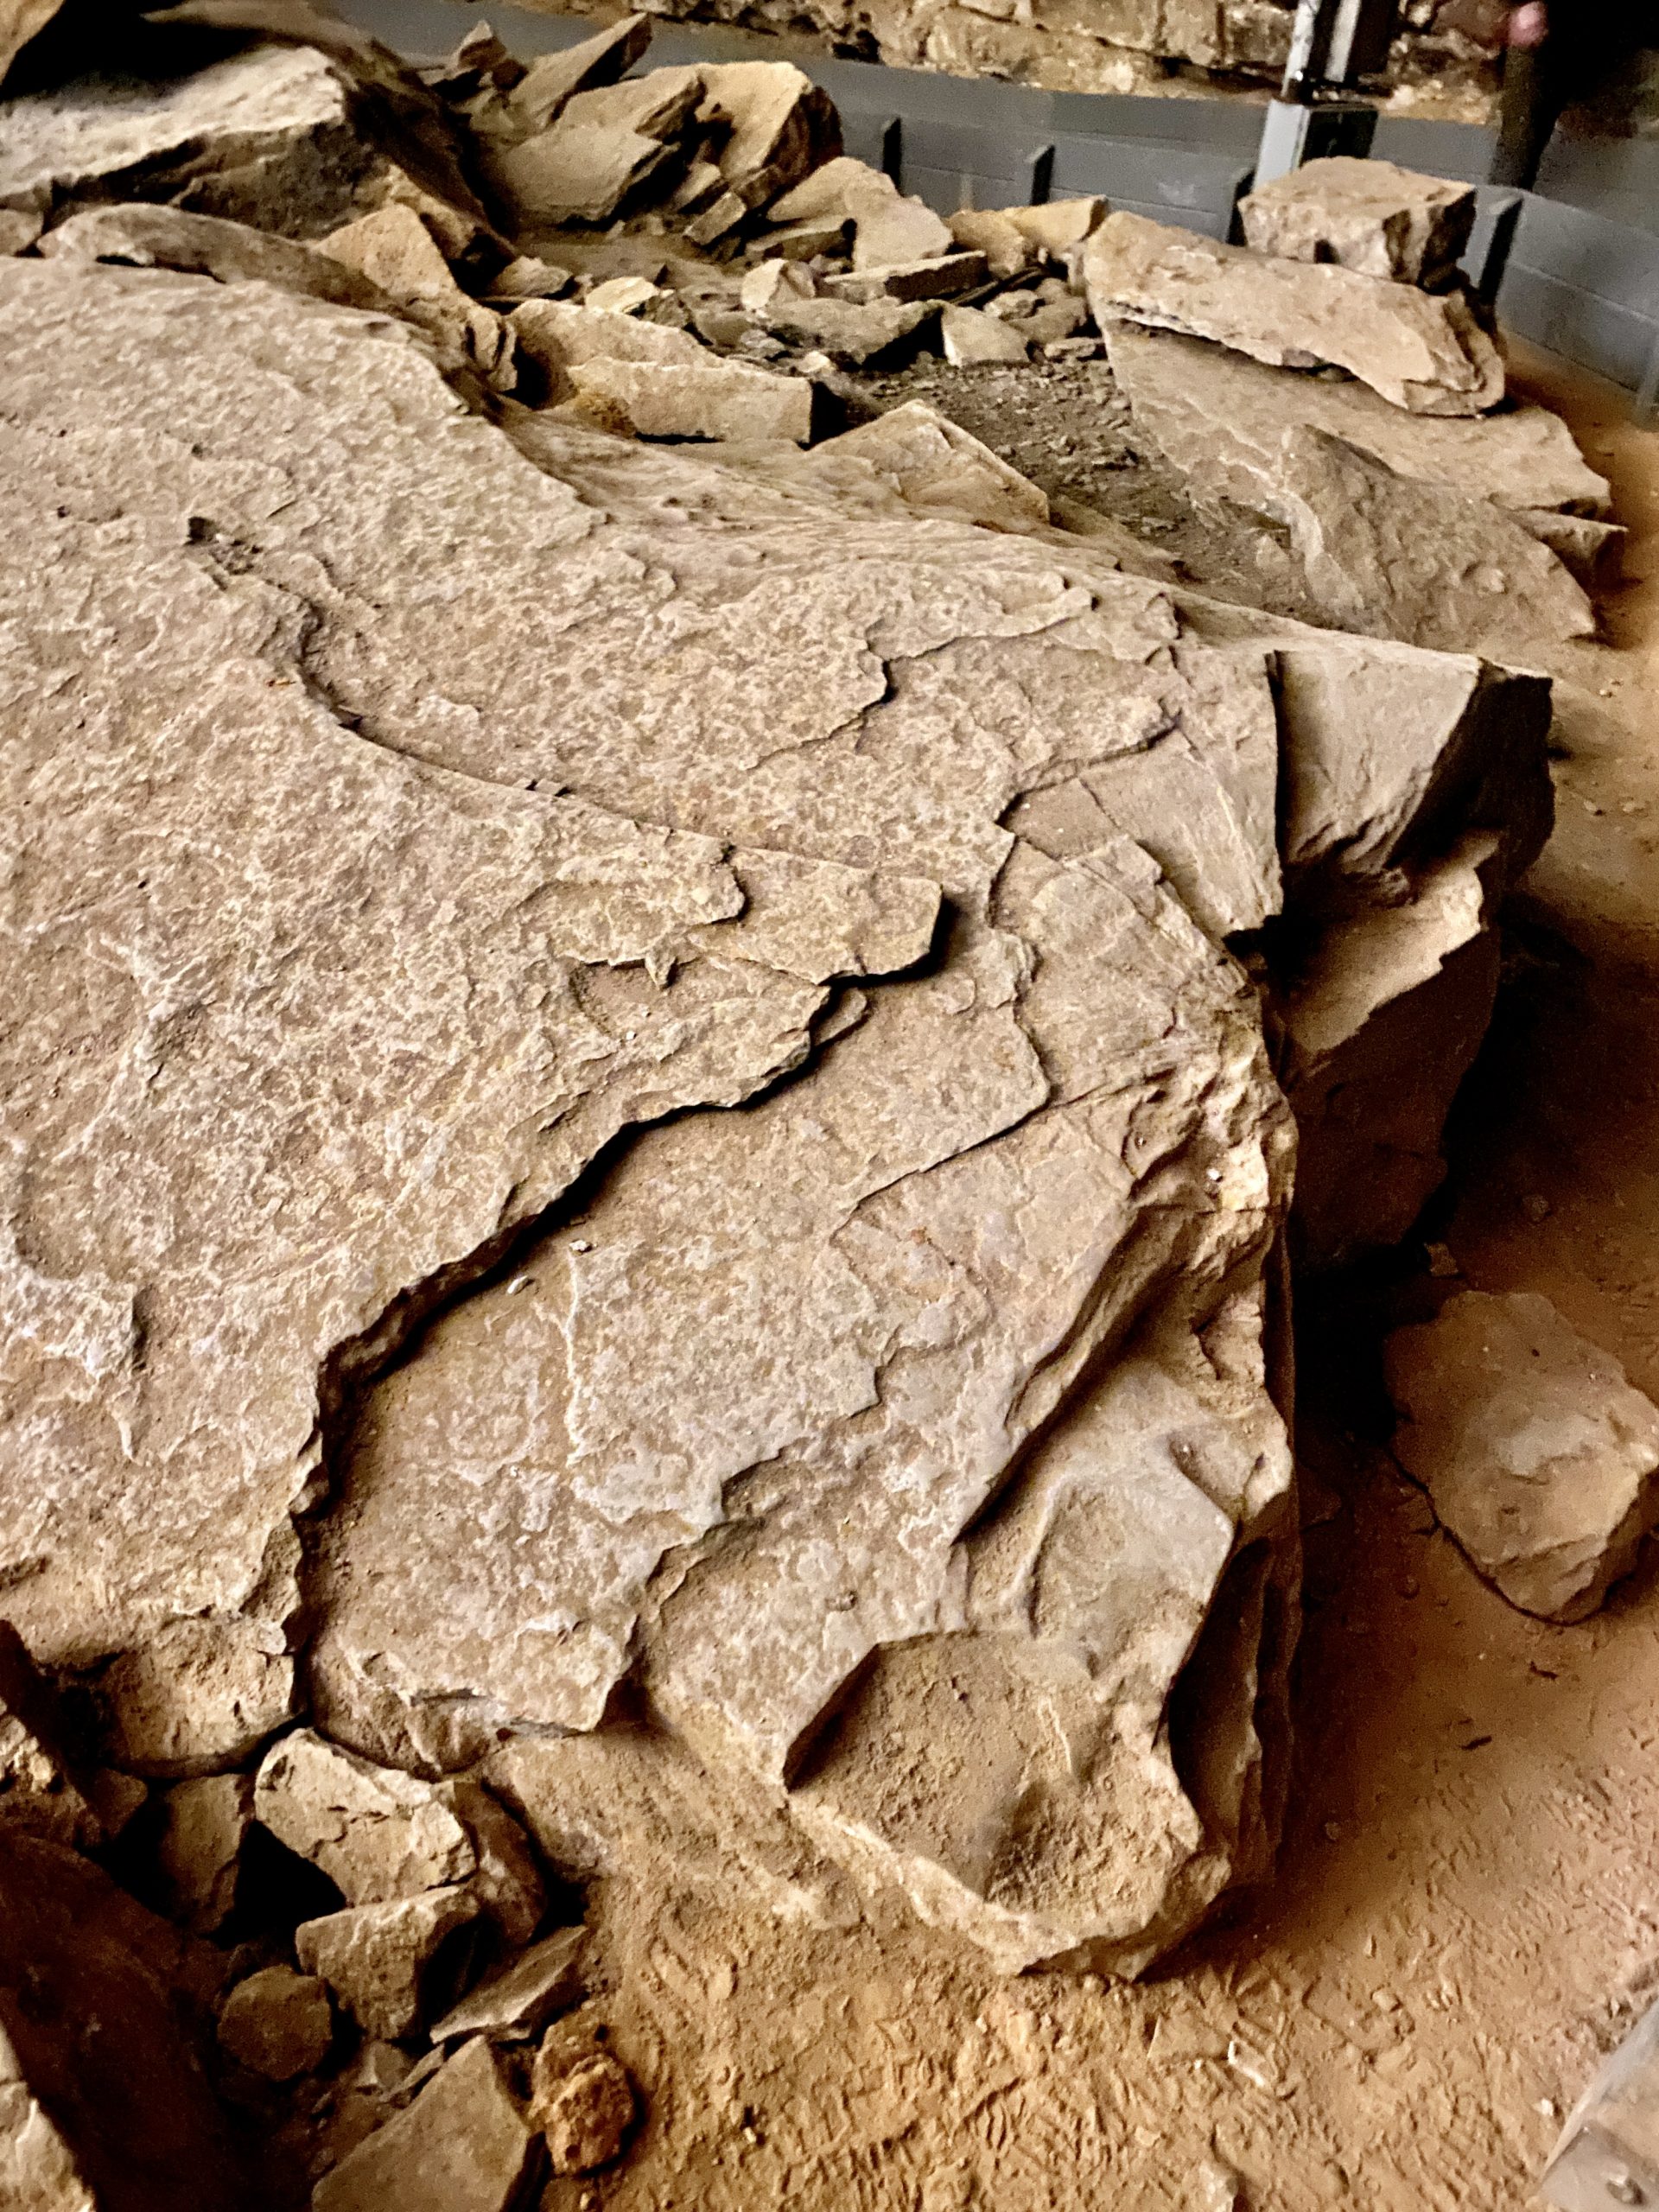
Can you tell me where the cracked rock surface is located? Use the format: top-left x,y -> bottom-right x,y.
0,246 -> 1553,1977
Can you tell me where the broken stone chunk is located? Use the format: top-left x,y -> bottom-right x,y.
1385,1292 -> 1659,1623
531,2044 -> 636,2175
313,2035 -> 535,2212
1103,319 -> 1610,522
1004,197 -> 1107,257
438,1777 -> 545,1948
429,1925 -> 586,2042
696,60 -> 840,204
766,154 -> 894,228
584,273 -> 661,315
1239,156 -> 1477,287
0,1623 -> 102,1851
851,189 -> 953,272
100,1621 -> 294,1779
486,67 -> 701,228
505,14 -> 654,137
296,1886 -> 482,2041
1084,210 -> 1504,416
940,302 -> 1030,365
763,214 -> 850,261
37,202 -> 400,313
1261,426 -> 1595,658
0,45 -> 380,238
948,206 -> 1034,279
566,355 -> 815,443
155,1773 -> 254,1935
0,2018 -> 94,2212
823,251 -> 988,304
512,295 -> 707,400
482,254 -> 572,303
815,401 -> 1048,531
763,294 -> 934,365
1516,508 -> 1626,590
317,200 -> 460,305
739,256 -> 815,314
216,1965 -> 334,2081
254,1729 -> 475,1905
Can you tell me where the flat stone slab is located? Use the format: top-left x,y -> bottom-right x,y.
1084,210 -> 1505,416
1385,1291 -> 1659,1621
0,255 -> 1552,1978
1105,320 -> 1610,520
1239,156 -> 1477,286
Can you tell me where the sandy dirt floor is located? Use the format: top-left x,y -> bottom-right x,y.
531,343 -> 1659,2212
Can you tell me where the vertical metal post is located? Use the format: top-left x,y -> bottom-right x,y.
1253,0 -> 1399,185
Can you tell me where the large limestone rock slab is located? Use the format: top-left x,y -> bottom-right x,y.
0,44 -> 381,235
1386,1292 -> 1659,1621
1104,320 -> 1610,522
313,2035 -> 535,2212
0,257 -> 936,1700
1260,427 -> 1595,659
1,256 -> 1551,1978
36,198 -> 402,309
1238,156 -> 1477,286
1084,210 -> 1505,416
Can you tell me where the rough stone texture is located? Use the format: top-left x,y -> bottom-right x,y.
255,1729 -> 476,1903
941,301 -> 1030,365
1006,197 -> 1107,257
0,2021 -> 94,2212
512,293 -> 708,399
318,201 -> 513,382
430,1925 -> 586,2041
36,199 -> 400,310
824,251 -> 988,304
1104,320 -> 1611,523
808,401 -> 1050,531
0,1622 -> 102,1850
216,1963 -> 334,2080
0,1830 -> 251,2210
97,1621 -> 294,1778
696,60 -> 840,202
1384,1292 -> 1659,1623
296,1885 -> 481,2039
1,257 -> 1552,1976
765,153 -> 892,228
948,206 -> 1033,280
154,1774 -> 255,1934
485,66 -> 702,227
1085,212 -> 1506,417
531,2045 -> 636,2174
850,188 -> 954,272
504,14 -> 652,137
313,2035 -> 535,2212
0,45 -> 382,236
564,353 -> 816,442
1258,426 -> 1595,660
1238,156 -> 1477,286
436,1777 -> 546,1947
1518,508 -> 1627,591
1,258 -> 932,1698
760,293 -> 934,365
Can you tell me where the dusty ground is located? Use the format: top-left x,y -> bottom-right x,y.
538,342 -> 1659,2212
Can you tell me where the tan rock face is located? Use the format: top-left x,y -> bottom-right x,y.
431,1925 -> 586,2042
155,1774 -> 255,1934
1084,212 -> 1505,416
531,2045 -> 636,2174
1238,156 -> 1477,286
312,2036 -> 535,2212
0,1623 -> 102,1850
0,257 -> 1552,1977
1385,1293 -> 1659,1623
1103,320 -> 1610,522
99,1619 -> 294,1777
564,353 -> 816,443
36,200 -> 402,311
254,1730 -> 476,1904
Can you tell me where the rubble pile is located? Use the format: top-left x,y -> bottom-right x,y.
0,3 -> 1609,2203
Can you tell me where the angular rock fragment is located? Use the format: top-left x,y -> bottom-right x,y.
155,1774 -> 255,1935
1261,427 -> 1595,658
318,200 -> 512,379
850,188 -> 953,272
1004,196 -> 1107,257
0,1623 -> 102,1851
760,292 -> 935,365
486,67 -> 702,227
766,153 -> 893,228
1239,156 -> 1476,286
811,400 -> 1049,531
1385,1292 -> 1659,1621
100,1620 -> 294,1778
565,354 -> 816,443
430,1925 -> 585,2042
512,293 -> 708,399
1516,509 -> 1626,590
296,1886 -> 481,2040
948,206 -> 1033,279
0,2020 -> 94,2212
0,44 -> 384,236
531,2044 -> 635,2174
254,1729 -> 476,1904
313,2035 -> 535,2212
823,250 -> 988,303
1103,320 -> 1611,522
1084,210 -> 1505,416
696,60 -> 839,204
584,273 -> 660,315
941,301 -> 1029,364
37,199 -> 399,310
739,254 -> 814,313
504,13 -> 653,137
437,1777 -> 545,1948
482,252 -> 570,303
216,1964 -> 334,2080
